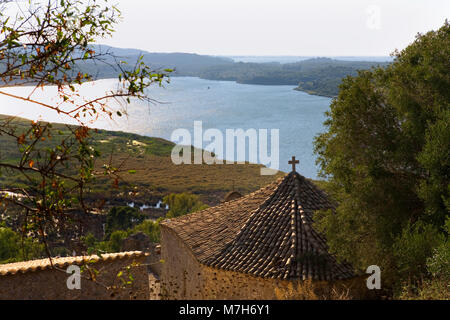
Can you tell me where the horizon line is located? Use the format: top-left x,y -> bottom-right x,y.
95,44 -> 394,58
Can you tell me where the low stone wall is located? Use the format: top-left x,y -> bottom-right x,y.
0,251 -> 149,300
161,226 -> 368,300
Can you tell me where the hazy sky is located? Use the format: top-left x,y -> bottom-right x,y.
7,0 -> 448,56
98,0 -> 449,56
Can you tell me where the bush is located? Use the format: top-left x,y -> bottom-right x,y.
426,243 -> 450,281
395,217 -> 449,299
0,227 -> 44,264
0,227 -> 20,263
426,217 -> 450,281
163,193 -> 208,218
130,219 -> 162,243
398,278 -> 449,300
393,221 -> 444,282
105,206 -> 146,238
108,230 -> 128,252
82,218 -> 163,254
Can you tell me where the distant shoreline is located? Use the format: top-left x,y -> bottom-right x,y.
1,45 -> 390,99
1,76 -> 334,98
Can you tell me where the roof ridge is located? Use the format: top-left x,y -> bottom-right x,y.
0,251 -> 146,276
290,172 -> 357,280
161,170 -> 356,281
161,174 -> 287,227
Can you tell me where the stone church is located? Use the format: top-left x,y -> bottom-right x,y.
160,159 -> 367,299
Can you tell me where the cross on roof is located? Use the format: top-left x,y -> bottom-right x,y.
288,156 -> 299,172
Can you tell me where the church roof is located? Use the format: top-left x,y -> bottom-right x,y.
161,171 -> 355,281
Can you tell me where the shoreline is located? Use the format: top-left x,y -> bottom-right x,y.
1,75 -> 334,99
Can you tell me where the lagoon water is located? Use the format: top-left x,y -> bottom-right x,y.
0,77 -> 332,179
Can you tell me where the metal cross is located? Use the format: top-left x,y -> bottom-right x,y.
288,156 -> 299,172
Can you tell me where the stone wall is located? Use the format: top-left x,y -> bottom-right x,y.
0,252 -> 149,300
161,226 -> 368,300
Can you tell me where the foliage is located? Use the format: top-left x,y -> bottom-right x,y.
0,226 -> 19,263
81,217 -> 162,255
393,221 -> 444,281
0,225 -> 44,263
0,0 -> 170,257
163,193 -> 208,218
313,21 -> 450,291
398,278 -> 449,300
397,222 -> 449,300
105,206 -> 146,238
108,230 -> 128,252
426,218 -> 450,281
80,193 -> 209,255
130,218 -> 162,243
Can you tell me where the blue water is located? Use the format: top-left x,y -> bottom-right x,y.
0,77 -> 332,179
139,77 -> 332,178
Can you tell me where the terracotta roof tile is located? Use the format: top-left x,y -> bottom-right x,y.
0,251 -> 146,276
161,172 -> 355,281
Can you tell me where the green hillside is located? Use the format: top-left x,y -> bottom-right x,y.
0,115 -> 284,207
70,46 -> 390,98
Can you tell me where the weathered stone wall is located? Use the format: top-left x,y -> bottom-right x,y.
0,254 -> 149,300
160,226 -> 205,299
148,243 -> 162,276
161,226 -> 368,300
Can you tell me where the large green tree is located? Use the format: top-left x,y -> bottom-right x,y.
314,21 -> 449,289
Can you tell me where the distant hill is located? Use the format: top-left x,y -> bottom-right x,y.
74,45 -> 391,97
195,57 -> 390,97
87,45 -> 234,75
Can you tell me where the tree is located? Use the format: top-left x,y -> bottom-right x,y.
0,0 -> 171,259
163,193 -> 208,218
108,230 -> 128,252
105,206 -> 145,238
130,219 -> 162,243
0,225 -> 44,263
313,21 -> 449,289
0,226 -> 19,263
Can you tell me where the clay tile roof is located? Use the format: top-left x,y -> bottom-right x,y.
161,172 -> 355,281
0,251 -> 146,276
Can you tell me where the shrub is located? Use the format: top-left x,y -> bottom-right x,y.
0,227 -> 44,264
130,219 -> 162,243
163,193 -> 208,218
105,206 -> 146,238
426,217 -> 450,281
0,227 -> 20,263
108,230 -> 128,252
393,221 -> 444,282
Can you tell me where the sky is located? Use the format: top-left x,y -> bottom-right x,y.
98,0 -> 449,56
4,0 -> 449,56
